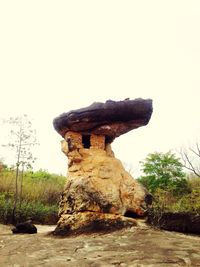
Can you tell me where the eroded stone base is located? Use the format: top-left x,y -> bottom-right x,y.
53,212 -> 137,236
56,145 -> 149,236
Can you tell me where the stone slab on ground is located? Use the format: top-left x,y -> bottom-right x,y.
0,223 -> 200,266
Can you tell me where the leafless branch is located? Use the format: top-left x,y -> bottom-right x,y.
196,142 -> 200,156
182,152 -> 200,177
179,144 -> 200,178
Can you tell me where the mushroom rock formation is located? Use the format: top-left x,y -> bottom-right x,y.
53,98 -> 153,142
53,98 -> 153,236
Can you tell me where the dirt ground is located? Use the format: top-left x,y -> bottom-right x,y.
0,222 -> 200,267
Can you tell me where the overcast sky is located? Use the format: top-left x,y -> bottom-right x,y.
0,1 -> 200,176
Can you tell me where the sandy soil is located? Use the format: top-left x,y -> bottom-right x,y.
0,222 -> 200,267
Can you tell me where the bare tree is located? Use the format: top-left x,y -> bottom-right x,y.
179,142 -> 200,178
3,115 -> 38,223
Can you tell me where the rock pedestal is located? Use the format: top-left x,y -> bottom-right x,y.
53,99 -> 153,235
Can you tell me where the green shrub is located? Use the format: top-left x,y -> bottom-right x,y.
0,193 -> 13,224
0,193 -> 58,224
0,167 -> 65,224
29,170 -> 52,180
176,188 -> 200,213
15,202 -> 58,224
148,185 -> 200,215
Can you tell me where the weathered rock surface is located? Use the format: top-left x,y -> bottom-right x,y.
54,146 -> 149,235
53,98 -> 153,139
53,98 -> 153,235
1,223 -> 200,267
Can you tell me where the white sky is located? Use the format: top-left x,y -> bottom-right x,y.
0,1 -> 200,177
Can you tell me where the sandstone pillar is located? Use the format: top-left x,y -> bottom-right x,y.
53,98 -> 153,235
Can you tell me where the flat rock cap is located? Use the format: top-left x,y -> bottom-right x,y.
53,98 -> 153,140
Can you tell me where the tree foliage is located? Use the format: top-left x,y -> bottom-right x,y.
138,152 -> 190,195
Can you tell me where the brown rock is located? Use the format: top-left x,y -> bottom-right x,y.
12,221 -> 37,234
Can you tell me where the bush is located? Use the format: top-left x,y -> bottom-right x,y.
0,193 -> 58,224
148,186 -> 200,215
15,202 -> 58,224
0,193 -> 13,224
176,188 -> 200,213
0,167 -> 65,224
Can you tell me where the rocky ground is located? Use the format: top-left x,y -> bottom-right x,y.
0,221 -> 200,267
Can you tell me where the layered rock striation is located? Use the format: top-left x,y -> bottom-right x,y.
53,98 -> 153,235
